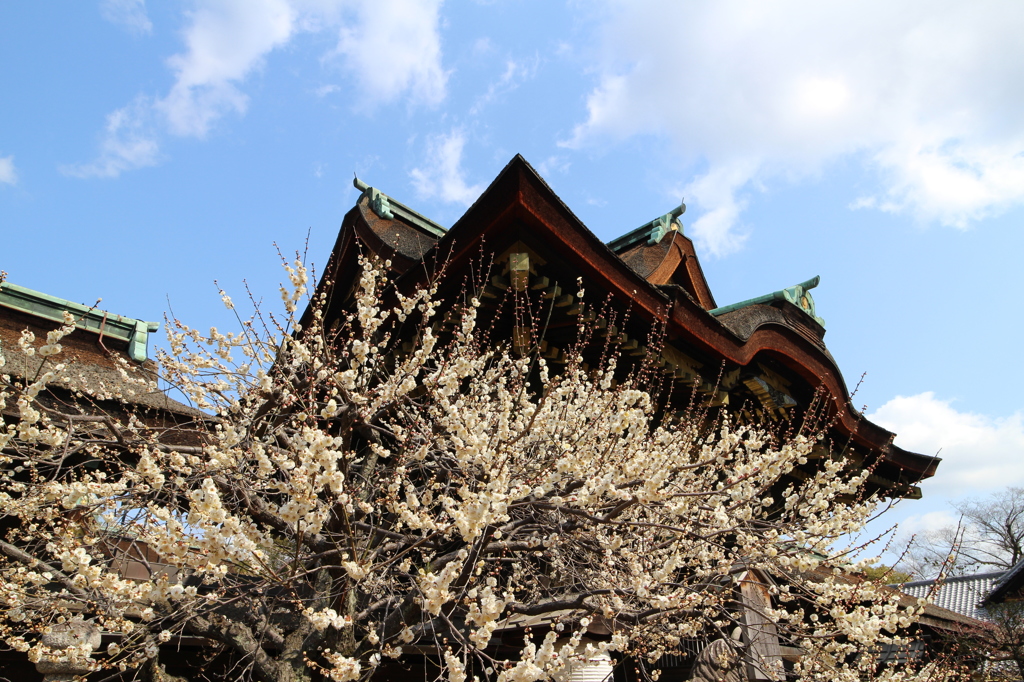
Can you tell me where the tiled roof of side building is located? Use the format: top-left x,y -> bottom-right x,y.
983,557 -> 1024,605
0,280 -> 205,418
896,571 -> 1006,621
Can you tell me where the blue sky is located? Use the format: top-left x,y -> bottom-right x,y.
2,1 -> 1024,556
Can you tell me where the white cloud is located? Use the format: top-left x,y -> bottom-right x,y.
329,0 -> 447,109
868,392 -> 1024,498
0,155 -> 17,185
410,129 -> 484,206
61,97 -> 160,178
570,0 -> 1024,254
679,160 -> 757,257
100,0 -> 153,35
73,0 -> 448,175
159,0 -> 295,137
896,509 -> 959,539
864,141 -> 1024,227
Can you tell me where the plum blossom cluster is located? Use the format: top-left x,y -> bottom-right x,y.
0,256 -> 953,682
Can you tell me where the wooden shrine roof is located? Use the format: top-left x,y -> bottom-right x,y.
309,155 -> 939,497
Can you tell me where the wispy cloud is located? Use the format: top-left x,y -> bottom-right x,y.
536,155 -> 570,177
100,0 -> 153,35
410,129 -> 484,206
471,37 -> 494,57
61,97 -> 160,178
313,84 -> 340,97
0,155 -> 17,185
569,0 -> 1024,254
71,0 -> 449,176
470,55 -> 539,115
868,392 -> 1024,498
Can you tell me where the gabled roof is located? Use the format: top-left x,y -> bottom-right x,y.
312,154 -> 940,490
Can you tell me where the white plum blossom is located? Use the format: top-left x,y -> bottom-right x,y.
0,256 -> 949,682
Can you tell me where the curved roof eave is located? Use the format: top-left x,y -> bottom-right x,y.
321,155 -> 939,483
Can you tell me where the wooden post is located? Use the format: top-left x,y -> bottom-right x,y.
738,569 -> 783,681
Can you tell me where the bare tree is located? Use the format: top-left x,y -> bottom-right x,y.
902,488 -> 1024,578
940,598 -> 1024,682
981,601 -> 1024,681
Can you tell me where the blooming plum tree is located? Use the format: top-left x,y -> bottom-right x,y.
0,258 -> 949,682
